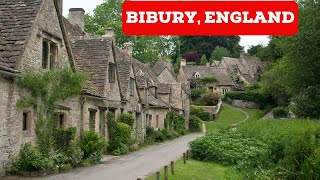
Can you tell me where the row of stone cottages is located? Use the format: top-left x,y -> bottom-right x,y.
0,0 -> 190,174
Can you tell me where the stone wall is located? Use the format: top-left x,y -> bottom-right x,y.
231,99 -> 260,109
18,0 -> 70,72
146,108 -> 168,130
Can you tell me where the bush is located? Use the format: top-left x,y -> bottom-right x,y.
117,113 -> 135,128
237,119 -> 320,179
201,91 -> 220,106
189,115 -> 202,132
273,107 -> 288,118
190,106 -> 204,116
154,131 -> 165,142
225,91 -> 274,106
53,127 -> 83,167
191,88 -> 206,98
198,111 -> 211,121
109,122 -> 131,155
189,133 -> 270,170
80,131 -> 106,163
11,143 -> 51,173
53,127 -> 77,152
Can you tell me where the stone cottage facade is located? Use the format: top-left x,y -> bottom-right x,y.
0,0 -> 190,175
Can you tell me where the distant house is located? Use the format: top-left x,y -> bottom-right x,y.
177,51 -> 264,95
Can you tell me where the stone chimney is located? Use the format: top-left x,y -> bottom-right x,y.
240,50 -> 245,59
55,0 -> 63,15
123,42 -> 133,57
102,27 -> 116,44
180,58 -> 186,67
68,8 -> 85,31
206,62 -> 210,67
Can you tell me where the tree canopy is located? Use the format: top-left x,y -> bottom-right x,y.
84,0 -> 175,63
260,0 -> 320,118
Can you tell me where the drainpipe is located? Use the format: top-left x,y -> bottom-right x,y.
80,96 -> 86,138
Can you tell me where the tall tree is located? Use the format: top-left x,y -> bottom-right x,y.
84,0 -> 176,63
180,36 -> 242,60
260,0 -> 320,118
210,46 -> 231,61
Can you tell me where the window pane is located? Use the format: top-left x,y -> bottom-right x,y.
130,78 -> 134,96
22,112 -> 27,131
42,42 -> 48,69
109,64 -> 115,83
50,44 -> 57,69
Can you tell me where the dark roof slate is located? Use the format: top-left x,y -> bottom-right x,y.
0,0 -> 42,69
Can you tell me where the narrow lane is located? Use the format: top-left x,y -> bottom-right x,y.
13,133 -> 202,180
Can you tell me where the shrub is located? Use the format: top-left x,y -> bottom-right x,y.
53,127 -> 77,152
160,129 -> 176,140
201,91 -> 220,106
154,131 -> 165,142
237,119 -> 320,179
80,131 -> 106,163
189,115 -> 202,132
273,107 -> 288,118
189,133 -> 270,170
199,76 -> 218,84
225,91 -> 274,106
191,88 -> 206,98
11,143 -> 51,173
109,122 -> 131,155
117,113 -> 135,128
198,111 -> 211,121
190,106 -> 204,116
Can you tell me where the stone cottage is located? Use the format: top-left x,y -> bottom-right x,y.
0,0 -> 191,175
0,0 -> 90,175
177,51 -> 264,94
177,59 -> 235,95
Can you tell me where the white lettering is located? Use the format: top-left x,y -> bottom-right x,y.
126,12 -> 138,23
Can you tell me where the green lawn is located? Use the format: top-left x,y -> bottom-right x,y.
146,159 -> 241,180
146,105 -> 265,180
204,105 -> 247,133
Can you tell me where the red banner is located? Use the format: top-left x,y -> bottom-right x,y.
122,1 -> 298,36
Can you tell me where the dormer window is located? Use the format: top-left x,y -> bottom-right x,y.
195,72 -> 201,79
42,40 -> 58,69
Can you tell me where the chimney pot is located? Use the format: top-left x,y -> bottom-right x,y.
123,42 -> 133,57
103,27 -> 116,44
180,59 -> 186,67
240,50 -> 245,59
68,8 -> 85,31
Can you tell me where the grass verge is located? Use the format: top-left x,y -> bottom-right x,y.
146,159 -> 241,180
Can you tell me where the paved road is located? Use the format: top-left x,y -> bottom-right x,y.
8,133 -> 202,180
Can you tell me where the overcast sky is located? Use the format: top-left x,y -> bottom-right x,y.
63,0 -> 270,50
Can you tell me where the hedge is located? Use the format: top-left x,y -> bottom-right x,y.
225,91 -> 274,105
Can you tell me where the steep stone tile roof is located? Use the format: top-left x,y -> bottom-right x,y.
148,91 -> 169,108
0,0 -> 42,69
114,47 -> 132,100
152,60 -> 176,78
133,59 -> 160,88
182,66 -> 235,86
71,37 -> 112,97
158,83 -> 171,94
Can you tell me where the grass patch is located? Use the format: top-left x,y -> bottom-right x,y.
204,105 -> 247,133
146,159 -> 241,180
